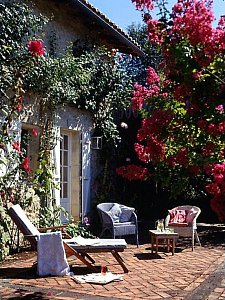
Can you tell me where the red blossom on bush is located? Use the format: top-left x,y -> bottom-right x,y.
173,84 -> 192,103
131,84 -> 149,111
197,119 -> 208,131
146,67 -> 160,86
205,182 -> 221,195
137,110 -> 173,139
16,104 -> 23,112
12,141 -> 22,155
135,135 -> 165,164
28,40 -> 44,56
125,0 -> 225,222
32,128 -> 38,137
165,155 -> 176,167
207,123 -> 218,135
147,19 -> 164,45
132,0 -> 155,11
22,157 -> 30,173
218,121 -> 225,134
175,148 -> 189,166
202,141 -> 216,157
204,164 -> 214,175
116,164 -> 150,181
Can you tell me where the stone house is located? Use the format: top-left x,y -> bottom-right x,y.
17,0 -> 143,222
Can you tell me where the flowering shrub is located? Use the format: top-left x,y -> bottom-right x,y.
117,0 -> 225,221
116,164 -> 150,181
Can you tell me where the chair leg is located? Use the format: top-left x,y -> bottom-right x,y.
195,230 -> 201,247
111,250 -> 128,273
136,231 -> 139,248
192,230 -> 195,251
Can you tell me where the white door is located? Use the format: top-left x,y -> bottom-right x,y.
60,132 -> 72,222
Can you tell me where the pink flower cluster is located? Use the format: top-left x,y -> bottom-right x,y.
175,148 -> 189,166
173,84 -> 192,103
116,164 -> 150,181
131,84 -> 149,111
135,135 -> 165,164
125,0 -> 225,221
197,119 -> 225,135
133,109 -> 173,164
146,67 -> 160,86
137,110 -> 173,139
171,0 -> 215,46
147,19 -> 164,45
205,163 -> 225,221
131,68 -> 161,111
171,0 -> 225,63
132,0 -> 155,11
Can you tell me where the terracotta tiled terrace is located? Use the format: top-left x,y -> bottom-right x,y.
0,226 -> 225,300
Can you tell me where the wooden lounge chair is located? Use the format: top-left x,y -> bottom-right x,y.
7,204 -> 128,273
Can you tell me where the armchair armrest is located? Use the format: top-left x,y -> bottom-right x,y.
165,214 -> 170,227
100,210 -> 114,226
130,211 -> 138,224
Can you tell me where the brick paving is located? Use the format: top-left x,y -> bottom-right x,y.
0,231 -> 225,300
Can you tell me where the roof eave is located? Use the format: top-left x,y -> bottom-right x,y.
74,0 -> 145,56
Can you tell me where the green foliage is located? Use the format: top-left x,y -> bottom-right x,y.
0,1 -> 47,107
66,222 -> 95,238
0,0 -> 135,260
124,23 -> 161,85
0,205 -> 10,260
25,45 -> 133,148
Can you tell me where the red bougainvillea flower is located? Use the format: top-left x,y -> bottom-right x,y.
16,104 -> 23,112
22,157 -> 30,173
28,40 -> 44,56
131,84 -> 149,111
12,141 -> 22,155
32,128 -> 38,137
202,141 -> 216,157
205,182 -> 221,196
175,148 -> 189,166
116,164 -> 150,181
132,0 -> 155,11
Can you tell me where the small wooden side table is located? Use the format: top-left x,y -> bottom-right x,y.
149,230 -> 179,255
